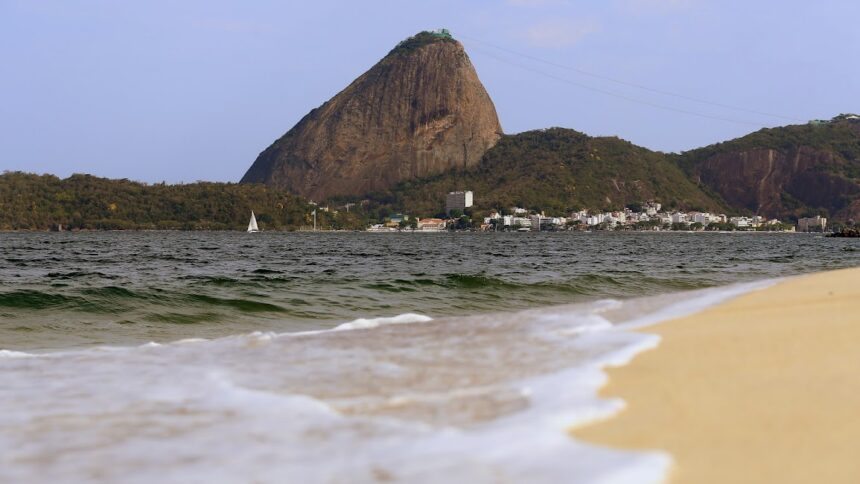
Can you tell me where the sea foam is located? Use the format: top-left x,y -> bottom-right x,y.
0,349 -> 34,358
0,281 -> 770,483
333,312 -> 433,330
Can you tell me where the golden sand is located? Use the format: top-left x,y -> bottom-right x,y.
573,267 -> 860,484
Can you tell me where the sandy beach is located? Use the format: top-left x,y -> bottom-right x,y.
574,266 -> 860,484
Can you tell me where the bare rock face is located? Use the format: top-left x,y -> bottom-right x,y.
693,146 -> 860,221
241,32 -> 503,200
680,117 -> 860,222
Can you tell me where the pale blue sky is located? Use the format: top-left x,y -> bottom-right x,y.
1,0 -> 857,183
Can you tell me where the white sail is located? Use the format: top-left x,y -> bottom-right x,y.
247,211 -> 259,233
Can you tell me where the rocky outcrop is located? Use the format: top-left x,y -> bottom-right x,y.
241,32 -> 503,200
680,117 -> 860,221
694,147 -> 857,218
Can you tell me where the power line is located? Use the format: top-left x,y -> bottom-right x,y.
468,45 -> 765,127
460,34 -> 803,123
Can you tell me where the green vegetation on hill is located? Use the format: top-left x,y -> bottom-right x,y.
676,116 -> 860,179
364,128 -> 725,218
0,172 -> 368,231
387,30 -> 457,57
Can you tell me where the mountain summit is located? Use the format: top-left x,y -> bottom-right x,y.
241,30 -> 503,200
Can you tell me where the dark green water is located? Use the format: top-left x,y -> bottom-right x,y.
1,231 -> 857,350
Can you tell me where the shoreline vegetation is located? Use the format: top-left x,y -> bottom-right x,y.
0,170 -> 848,233
573,267 -> 860,483
0,172 -> 369,232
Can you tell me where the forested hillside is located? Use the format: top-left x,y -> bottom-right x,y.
0,172 -> 367,231
364,128 -> 725,217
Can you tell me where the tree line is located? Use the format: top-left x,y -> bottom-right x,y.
0,172 -> 369,231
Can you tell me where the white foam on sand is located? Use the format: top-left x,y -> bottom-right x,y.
334,313 -> 433,330
0,349 -> 34,358
0,280 -> 772,484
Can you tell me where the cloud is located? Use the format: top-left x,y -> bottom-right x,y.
520,18 -> 599,48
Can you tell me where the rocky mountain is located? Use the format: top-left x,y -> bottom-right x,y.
241,31 -> 502,200
676,115 -> 860,221
240,28 -> 858,222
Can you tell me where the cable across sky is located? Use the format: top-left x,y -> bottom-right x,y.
460,34 -> 804,126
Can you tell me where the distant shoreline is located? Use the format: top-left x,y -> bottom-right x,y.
0,229 -> 823,234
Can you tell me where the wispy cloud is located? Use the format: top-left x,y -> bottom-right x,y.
520,18 -> 599,48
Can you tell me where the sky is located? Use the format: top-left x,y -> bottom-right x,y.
1,0 -> 858,183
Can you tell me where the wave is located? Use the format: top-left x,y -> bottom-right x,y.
333,313 -> 433,330
0,280 -> 772,483
0,290 -> 84,310
179,275 -> 249,287
81,286 -> 148,299
359,272 -> 717,299
46,271 -> 119,280
184,294 -> 287,313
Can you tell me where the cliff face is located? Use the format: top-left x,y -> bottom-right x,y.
241,32 -> 503,200
678,118 -> 860,221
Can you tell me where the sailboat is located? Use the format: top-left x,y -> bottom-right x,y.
247,211 -> 259,233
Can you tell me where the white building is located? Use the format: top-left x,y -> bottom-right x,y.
671,213 -> 688,224
416,218 -> 446,232
797,216 -> 827,232
586,214 -> 606,226
446,191 -> 474,214
500,215 -> 532,230
692,213 -> 712,225
730,216 -> 751,228
511,217 -> 532,230
609,212 -> 627,223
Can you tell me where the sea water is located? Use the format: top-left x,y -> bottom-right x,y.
2,231 -> 856,351
1,232 -> 857,483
